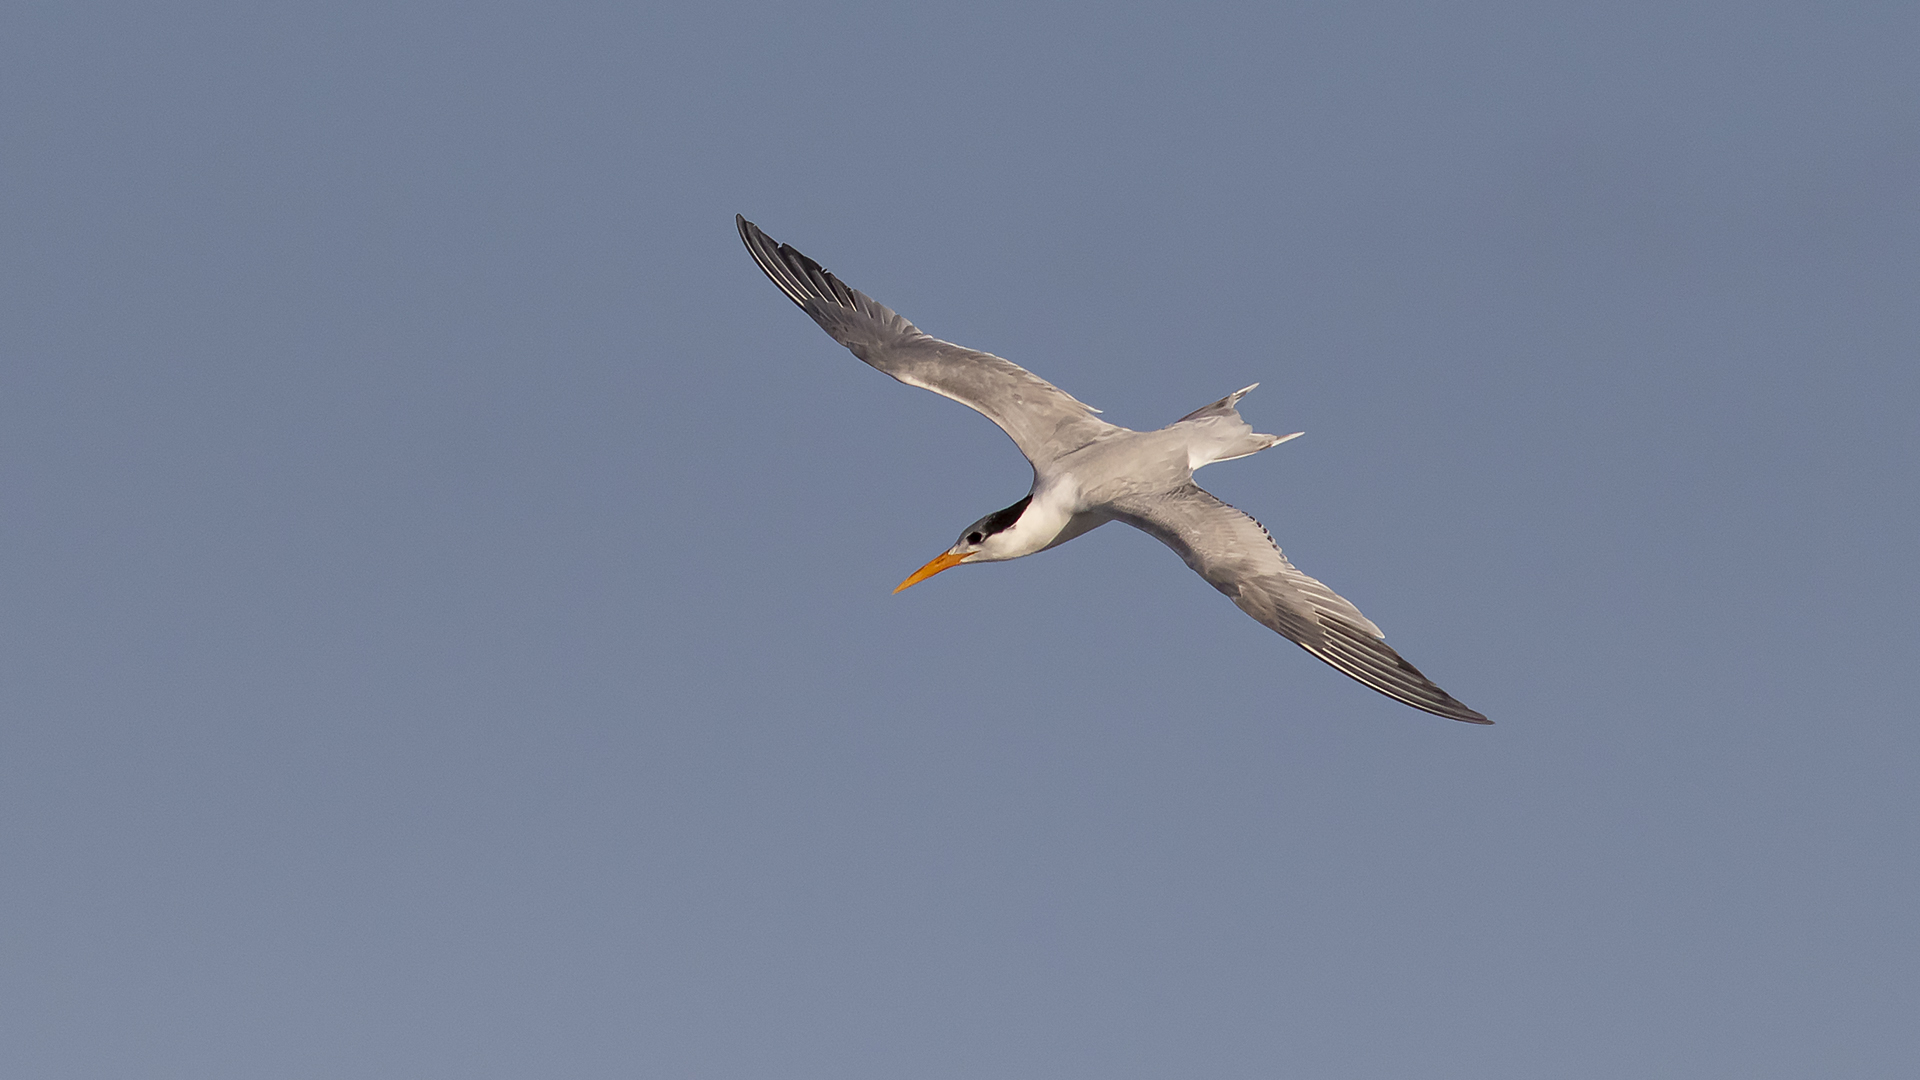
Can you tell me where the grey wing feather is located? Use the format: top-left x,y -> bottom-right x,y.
738,215 -> 1113,466
1111,484 -> 1489,724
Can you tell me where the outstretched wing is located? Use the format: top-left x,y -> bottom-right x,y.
737,215 -> 1114,467
1110,483 -> 1489,723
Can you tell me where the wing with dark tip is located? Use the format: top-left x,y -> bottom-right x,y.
737,215 -> 1115,466
1110,483 -> 1490,723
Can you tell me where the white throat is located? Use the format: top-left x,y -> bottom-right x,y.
976,480 -> 1086,561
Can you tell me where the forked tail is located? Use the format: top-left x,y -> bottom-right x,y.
1174,383 -> 1303,470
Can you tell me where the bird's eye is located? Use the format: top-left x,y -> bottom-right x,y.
966,532 -> 984,545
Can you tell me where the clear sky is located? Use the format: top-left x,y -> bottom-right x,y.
4,2 -> 1916,1077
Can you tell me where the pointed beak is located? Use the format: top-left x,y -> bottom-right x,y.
894,549 -> 969,593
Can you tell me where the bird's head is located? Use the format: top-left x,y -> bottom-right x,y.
893,494 -> 1034,592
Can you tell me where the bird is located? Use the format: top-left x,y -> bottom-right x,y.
737,215 -> 1488,724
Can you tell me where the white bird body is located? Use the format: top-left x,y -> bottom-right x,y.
981,403 -> 1293,558
737,215 -> 1487,724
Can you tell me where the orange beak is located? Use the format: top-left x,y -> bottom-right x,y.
893,549 -> 969,593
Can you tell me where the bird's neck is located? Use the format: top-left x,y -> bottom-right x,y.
989,481 -> 1083,560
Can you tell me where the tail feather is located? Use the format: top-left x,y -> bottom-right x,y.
1174,384 -> 1303,470
1176,383 -> 1260,423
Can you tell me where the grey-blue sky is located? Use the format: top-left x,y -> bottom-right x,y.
3,2 -> 1916,1077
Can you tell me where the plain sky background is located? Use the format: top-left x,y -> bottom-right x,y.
4,2 -> 1916,1077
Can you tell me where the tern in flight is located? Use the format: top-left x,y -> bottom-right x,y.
738,215 -> 1488,723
